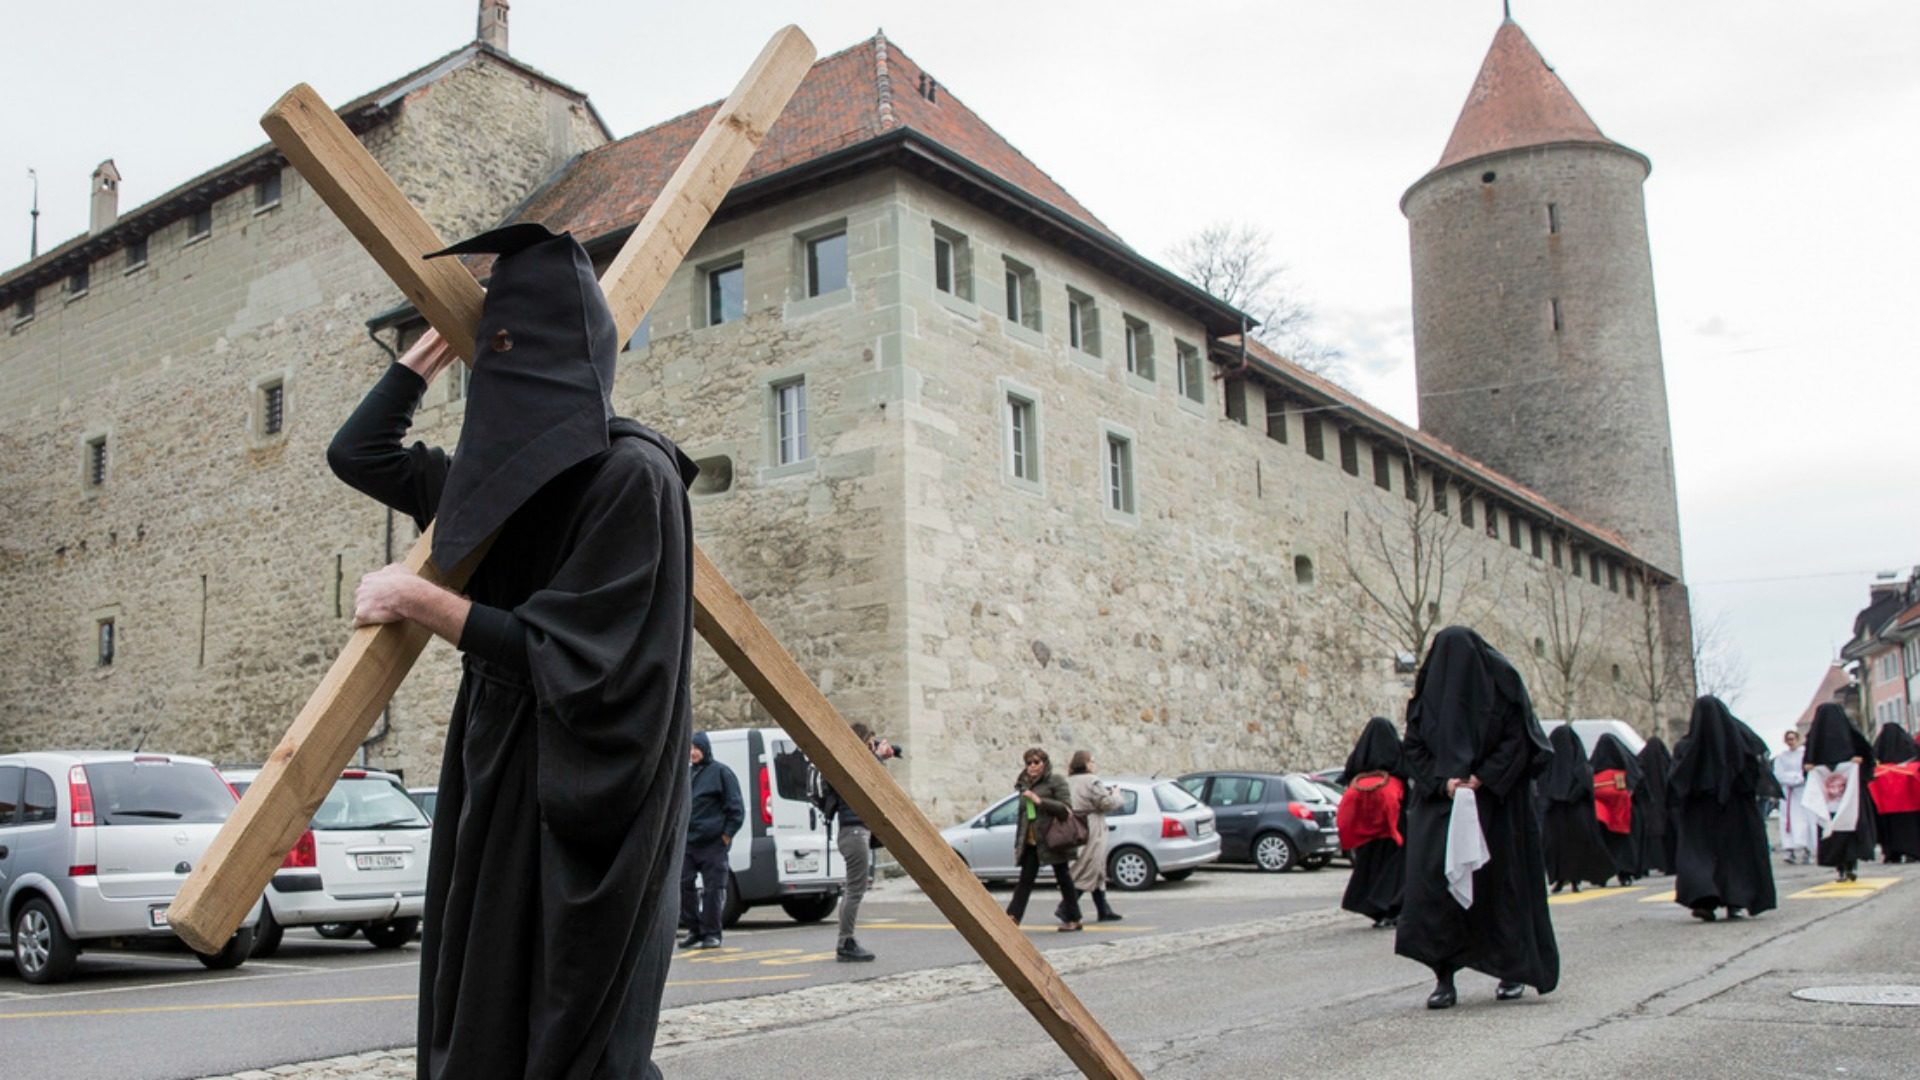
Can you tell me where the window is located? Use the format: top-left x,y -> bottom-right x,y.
1403,459 -> 1418,502
1550,297 -> 1563,334
1294,555 -> 1315,587
1153,781 -> 1201,813
21,769 -> 56,825
1303,415 -> 1324,460
1551,536 -> 1564,568
1003,257 -> 1039,331
1547,202 -> 1560,235
1006,392 -> 1039,482
97,617 -> 116,667
255,171 -> 282,210
126,236 -> 148,271
260,379 -> 285,436
1533,637 -> 1546,658
187,206 -> 212,242
1459,496 -> 1474,529
1570,549 -> 1582,577
1433,476 -> 1448,514
85,435 -> 108,487
1509,514 -> 1522,549
707,261 -> 745,326
1590,555 -> 1602,585
1105,433 -> 1135,514
1222,381 -> 1246,423
1485,502 -> 1499,539
1178,341 -> 1206,406
804,230 -> 847,297
0,766 -> 17,824
1372,445 -> 1391,490
773,378 -> 808,465
67,266 -> 89,297
1530,523 -> 1543,559
1339,430 -> 1359,476
1607,561 -> 1619,592
1205,777 -> 1266,807
1265,394 -> 1287,443
1123,316 -> 1153,380
932,224 -> 972,301
1066,287 -> 1098,354
1625,570 -> 1637,599
13,292 -> 34,323
690,455 -> 734,496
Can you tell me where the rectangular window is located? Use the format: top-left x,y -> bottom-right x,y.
14,292 -> 34,322
126,236 -> 148,271
1460,496 -> 1474,529
1550,297 -> 1563,334
1552,536 -> 1564,568
67,266 -> 89,297
1607,561 -> 1619,592
1570,548 -> 1582,577
1433,475 -> 1449,514
1339,430 -> 1359,476
1303,415 -> 1324,460
187,206 -> 212,242
97,618 -> 115,667
1403,459 -> 1418,501
707,261 -> 745,326
1530,523 -> 1543,558
260,380 -> 285,436
1625,569 -> 1637,598
1265,394 -> 1287,443
1485,502 -> 1499,539
1591,554 -> 1603,585
1105,433 -> 1135,514
1123,316 -> 1154,380
774,378 -> 808,465
1372,445 -> 1391,490
255,171 -> 282,210
1509,514 -> 1522,549
85,435 -> 107,487
805,231 -> 847,297
1003,257 -> 1039,331
1223,381 -> 1246,423
1547,202 -> 1560,235
1006,393 -> 1038,482
1178,341 -> 1206,406
1066,287 -> 1099,354
932,224 -> 972,301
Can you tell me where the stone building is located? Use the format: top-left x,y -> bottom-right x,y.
0,15 -> 1688,820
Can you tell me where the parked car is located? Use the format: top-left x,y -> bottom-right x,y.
1305,766 -> 1347,791
1176,771 -> 1342,872
940,777 -> 1220,891
0,750 -> 260,984
704,727 -> 844,927
1540,719 -> 1646,757
222,766 -> 429,957
407,788 -> 438,821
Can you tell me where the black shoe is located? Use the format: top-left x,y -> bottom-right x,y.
1725,908 -> 1744,920
1496,981 -> 1525,1001
678,932 -> 702,949
1691,907 -> 1717,923
1053,902 -> 1067,922
696,936 -> 723,949
836,938 -> 875,963
1847,869 -> 1859,883
1551,881 -> 1565,894
1371,917 -> 1388,928
1097,910 -> 1123,922
1427,982 -> 1457,1010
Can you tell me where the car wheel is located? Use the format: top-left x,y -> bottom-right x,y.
721,873 -> 745,929
363,917 -> 420,950
315,922 -> 360,940
251,901 -> 285,959
1161,869 -> 1195,882
1253,832 -> 1297,873
12,897 -> 79,985
1108,847 -> 1159,892
778,894 -> 840,923
195,927 -> 255,971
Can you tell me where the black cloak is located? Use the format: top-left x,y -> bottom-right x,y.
1636,736 -> 1676,875
1804,704 -> 1878,869
1394,628 -> 1559,991
328,223 -> 697,1080
1667,697 -> 1776,915
1340,717 -> 1407,921
1588,734 -> 1646,883
1537,725 -> 1614,889
1870,722 -> 1919,861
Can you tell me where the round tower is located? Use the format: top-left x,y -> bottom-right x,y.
1403,18 -> 1684,578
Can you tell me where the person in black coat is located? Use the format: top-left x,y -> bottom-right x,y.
1538,725 -> 1615,894
1637,736 -> 1677,876
1667,696 -> 1776,921
1588,734 -> 1647,886
1804,704 -> 1877,882
1870,722 -> 1920,863
680,731 -> 745,948
1395,627 -> 1558,1009
1339,717 -> 1408,928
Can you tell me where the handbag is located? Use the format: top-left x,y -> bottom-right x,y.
1042,810 -> 1090,852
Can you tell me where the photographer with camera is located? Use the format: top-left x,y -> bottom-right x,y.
823,722 -> 898,962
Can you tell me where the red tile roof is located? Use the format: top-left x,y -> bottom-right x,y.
1795,664 -> 1854,733
517,33 -> 1112,245
1424,19 -> 1632,177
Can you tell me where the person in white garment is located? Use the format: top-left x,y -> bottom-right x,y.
1771,729 -> 1816,864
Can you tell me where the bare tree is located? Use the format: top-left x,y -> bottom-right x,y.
1166,221 -> 1342,376
1623,566 -> 1689,740
1529,556 -> 1601,722
1340,458 -> 1497,669
1691,607 -> 1749,707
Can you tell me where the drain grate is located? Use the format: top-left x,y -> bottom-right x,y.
1791,985 -> 1920,1007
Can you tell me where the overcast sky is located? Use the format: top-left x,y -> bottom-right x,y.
6,1 -> 1916,744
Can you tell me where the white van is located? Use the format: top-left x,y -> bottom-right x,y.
699,727 -> 842,927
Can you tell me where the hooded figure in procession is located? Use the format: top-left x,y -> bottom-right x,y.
1636,736 -> 1676,876
1868,722 -> 1920,863
1537,725 -> 1615,894
329,223 -> 698,1080
1338,716 -> 1408,928
1667,696 -> 1776,922
1803,704 -> 1877,882
1395,627 -> 1559,1009
1588,734 -> 1647,886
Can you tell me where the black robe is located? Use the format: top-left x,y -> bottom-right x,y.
1667,697 -> 1776,915
1537,725 -> 1614,889
1871,722 -> 1920,861
1395,627 -> 1559,991
1637,737 -> 1676,875
330,364 -> 695,1080
1805,704 -> 1878,870
1588,734 -> 1647,884
1340,716 -> 1407,921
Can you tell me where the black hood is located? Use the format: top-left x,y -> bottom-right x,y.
1540,724 -> 1594,803
1804,703 -> 1873,770
1669,696 -> 1768,805
1343,716 -> 1405,781
1588,733 -> 1644,791
1406,626 -> 1551,782
1874,721 -> 1918,765
425,222 -> 622,570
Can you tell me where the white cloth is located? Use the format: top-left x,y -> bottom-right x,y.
1801,762 -> 1861,835
1444,787 -> 1490,909
1772,748 -> 1816,851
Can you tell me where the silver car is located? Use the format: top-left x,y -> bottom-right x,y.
0,750 -> 260,984
941,777 -> 1221,891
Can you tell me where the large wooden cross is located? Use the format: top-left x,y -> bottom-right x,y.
164,27 -> 1141,1080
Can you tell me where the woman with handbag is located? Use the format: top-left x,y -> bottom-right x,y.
1067,750 -> 1127,923
1005,747 -> 1085,931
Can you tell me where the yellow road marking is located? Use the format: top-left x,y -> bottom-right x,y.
0,993 -> 415,1021
859,922 -> 1153,934
683,947 -> 809,965
664,973 -> 809,987
1547,885 -> 1645,906
760,951 -> 838,966
1640,891 -> 1678,903
1789,877 -> 1899,900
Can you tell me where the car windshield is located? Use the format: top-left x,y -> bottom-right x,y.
1153,782 -> 1201,812
311,777 -> 430,831
86,761 -> 235,826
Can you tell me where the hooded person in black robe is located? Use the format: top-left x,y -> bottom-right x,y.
1339,716 -> 1408,927
1804,704 -> 1877,881
1587,734 -> 1647,886
1667,696 -> 1776,921
1395,627 -> 1558,1008
1636,736 -> 1676,876
1537,725 -> 1614,893
328,222 -> 697,1080
1870,722 -> 1920,862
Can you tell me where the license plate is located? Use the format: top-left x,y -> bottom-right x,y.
784,854 -> 820,874
355,852 -> 407,871
1195,820 -> 1214,837
150,905 -> 169,928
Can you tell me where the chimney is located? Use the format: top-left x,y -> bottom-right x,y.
477,0 -> 509,52
90,160 -> 121,235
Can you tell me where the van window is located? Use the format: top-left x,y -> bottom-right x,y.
21,769 -> 56,824
311,777 -> 430,831
0,765 -> 20,824
86,761 -> 237,826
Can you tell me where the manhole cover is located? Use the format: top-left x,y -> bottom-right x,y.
1792,985 -> 1920,1006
